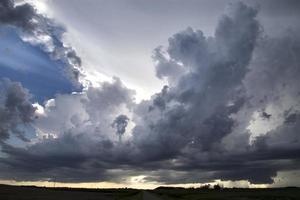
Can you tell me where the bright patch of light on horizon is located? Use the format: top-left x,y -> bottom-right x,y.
130,175 -> 147,184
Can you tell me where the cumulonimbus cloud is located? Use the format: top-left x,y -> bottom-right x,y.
0,78 -> 36,142
0,1 -> 300,185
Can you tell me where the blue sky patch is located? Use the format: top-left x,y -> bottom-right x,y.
0,26 -> 78,103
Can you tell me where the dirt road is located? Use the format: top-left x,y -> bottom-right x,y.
141,191 -> 163,200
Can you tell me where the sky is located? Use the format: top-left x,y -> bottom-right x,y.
0,0 -> 300,189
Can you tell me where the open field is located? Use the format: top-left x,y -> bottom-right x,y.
0,184 -> 300,200
152,187 -> 300,200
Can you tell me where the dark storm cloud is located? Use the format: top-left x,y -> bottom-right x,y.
131,1 -> 259,160
153,46 -> 183,83
0,78 -> 135,182
0,0 -> 36,31
179,30 -> 300,183
0,134 -> 109,182
0,78 -> 36,142
255,0 -> 300,16
130,1 -> 300,184
284,112 -> 299,124
250,0 -> 300,37
0,0 -> 82,85
1,1 -> 300,185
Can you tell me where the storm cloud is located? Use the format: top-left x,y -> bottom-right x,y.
0,78 -> 36,142
0,1 -> 300,186
0,0 -> 36,31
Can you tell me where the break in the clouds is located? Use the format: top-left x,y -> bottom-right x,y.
0,3 -> 82,105
0,0 -> 300,187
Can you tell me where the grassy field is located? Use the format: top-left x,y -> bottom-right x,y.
153,187 -> 300,200
0,184 -> 299,200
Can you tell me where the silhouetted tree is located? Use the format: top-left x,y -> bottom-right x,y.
200,184 -> 211,189
213,184 -> 222,190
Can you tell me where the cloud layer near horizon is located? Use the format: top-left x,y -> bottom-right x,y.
0,0 -> 300,186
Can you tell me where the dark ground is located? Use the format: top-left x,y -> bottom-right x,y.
0,184 -> 300,200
